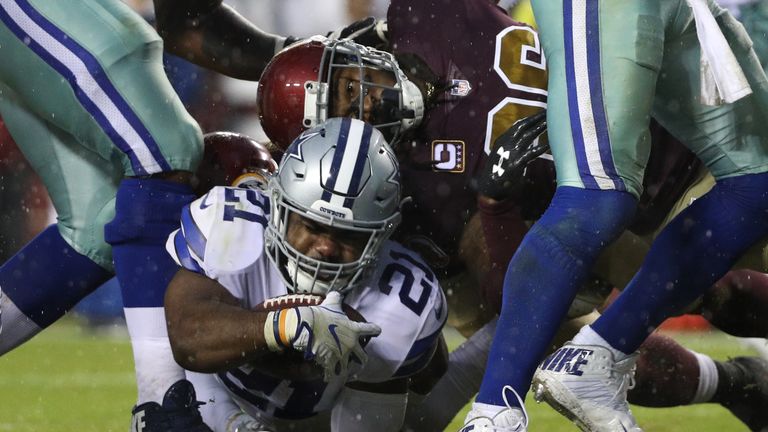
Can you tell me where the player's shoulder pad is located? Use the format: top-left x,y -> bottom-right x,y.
376,240 -> 447,323
166,186 -> 271,274
354,241 -> 447,380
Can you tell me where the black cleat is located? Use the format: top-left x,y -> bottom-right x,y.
130,379 -> 212,432
719,357 -> 768,432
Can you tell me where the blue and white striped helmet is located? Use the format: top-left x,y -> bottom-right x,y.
264,117 -> 402,294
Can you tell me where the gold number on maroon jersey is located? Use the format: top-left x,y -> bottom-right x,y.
485,25 -> 548,155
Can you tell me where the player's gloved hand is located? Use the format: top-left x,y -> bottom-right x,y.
225,411 -> 273,432
476,110 -> 549,200
264,291 -> 382,382
326,16 -> 389,49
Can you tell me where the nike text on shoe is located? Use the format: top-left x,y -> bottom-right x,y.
532,343 -> 642,432
130,379 -> 212,432
459,385 -> 528,432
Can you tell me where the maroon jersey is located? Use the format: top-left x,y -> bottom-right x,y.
388,0 -> 547,275
386,0 -> 701,297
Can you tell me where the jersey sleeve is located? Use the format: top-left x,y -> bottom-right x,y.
165,186 -> 270,280
350,242 -> 448,383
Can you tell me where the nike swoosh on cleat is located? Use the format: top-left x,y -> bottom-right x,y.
328,324 -> 342,351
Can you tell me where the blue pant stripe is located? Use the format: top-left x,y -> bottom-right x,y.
585,0 -> 626,192
0,0 -> 171,175
563,0 -> 599,189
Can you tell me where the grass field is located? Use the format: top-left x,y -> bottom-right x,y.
0,317 -> 761,431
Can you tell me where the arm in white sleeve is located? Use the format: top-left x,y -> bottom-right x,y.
330,387 -> 407,432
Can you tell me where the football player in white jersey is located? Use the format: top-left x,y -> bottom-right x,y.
163,117 -> 448,432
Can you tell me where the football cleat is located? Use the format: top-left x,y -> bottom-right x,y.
459,386 -> 528,432
130,379 -> 212,432
532,343 -> 642,432
719,356 -> 768,431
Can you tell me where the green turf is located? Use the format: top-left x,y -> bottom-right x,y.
0,319 -> 760,431
0,319 -> 135,432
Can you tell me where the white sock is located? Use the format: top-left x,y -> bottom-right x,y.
690,350 -> 719,403
124,307 -> 185,404
571,325 -> 631,361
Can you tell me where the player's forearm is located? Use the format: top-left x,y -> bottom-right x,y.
172,303 -> 270,373
475,198 -> 529,313
154,0 -> 287,80
165,269 -> 271,372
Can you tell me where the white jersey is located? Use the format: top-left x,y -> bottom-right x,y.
166,186 -> 447,420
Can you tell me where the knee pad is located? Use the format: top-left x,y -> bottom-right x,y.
535,187 -> 637,258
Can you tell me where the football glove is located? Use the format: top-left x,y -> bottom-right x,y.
264,291 -> 381,382
225,412 -> 273,432
326,16 -> 389,50
476,110 -> 549,200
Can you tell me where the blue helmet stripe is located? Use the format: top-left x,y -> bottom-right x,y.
322,117 -> 352,202
343,122 -> 374,208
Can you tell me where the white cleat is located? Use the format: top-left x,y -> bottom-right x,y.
459,386 -> 528,432
532,343 -> 642,432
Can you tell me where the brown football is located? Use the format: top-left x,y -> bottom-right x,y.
193,131 -> 283,196
252,293 -> 367,381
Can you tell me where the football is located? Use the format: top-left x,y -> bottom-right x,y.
252,293 -> 367,381
193,131 -> 283,196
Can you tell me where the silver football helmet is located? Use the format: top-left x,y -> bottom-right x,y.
264,117 -> 402,294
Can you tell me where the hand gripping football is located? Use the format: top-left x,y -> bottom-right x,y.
253,293 -> 367,381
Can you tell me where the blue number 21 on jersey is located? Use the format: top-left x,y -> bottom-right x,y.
378,249 -> 437,316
